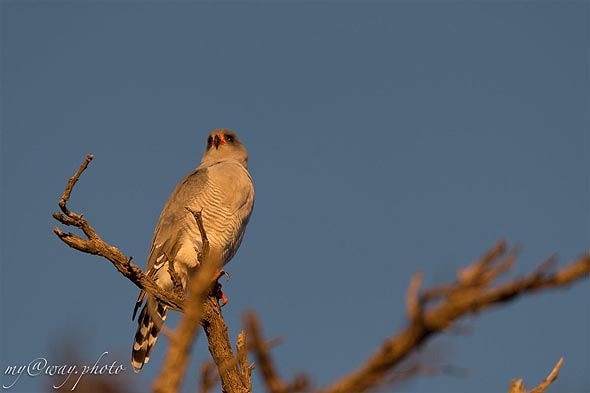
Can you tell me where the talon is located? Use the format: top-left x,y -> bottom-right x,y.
212,270 -> 230,306
213,269 -> 225,281
213,281 -> 229,306
213,269 -> 230,281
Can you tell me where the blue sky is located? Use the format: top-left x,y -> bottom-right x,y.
1,2 -> 588,393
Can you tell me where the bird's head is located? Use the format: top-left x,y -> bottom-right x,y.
201,129 -> 249,168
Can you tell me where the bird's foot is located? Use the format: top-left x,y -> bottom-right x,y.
213,270 -> 230,307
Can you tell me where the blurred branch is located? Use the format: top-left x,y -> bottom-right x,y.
315,241 -> 589,393
244,312 -> 287,393
244,312 -> 309,393
509,358 -> 564,393
52,154 -> 185,312
198,361 -> 218,393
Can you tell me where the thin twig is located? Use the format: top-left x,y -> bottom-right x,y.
530,357 -> 564,393
237,331 -> 253,388
58,154 -> 94,217
509,357 -> 564,393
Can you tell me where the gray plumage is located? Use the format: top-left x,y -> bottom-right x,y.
131,129 -> 254,372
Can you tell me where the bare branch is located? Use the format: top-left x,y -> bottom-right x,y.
237,331 -> 253,388
509,357 -> 564,393
58,154 -> 93,214
457,240 -> 507,285
202,297 -> 250,393
52,155 -> 185,312
317,243 -> 589,393
529,357 -> 564,393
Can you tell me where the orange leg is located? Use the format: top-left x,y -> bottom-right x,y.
212,270 -> 230,306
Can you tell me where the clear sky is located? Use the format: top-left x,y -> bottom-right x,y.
1,2 -> 588,393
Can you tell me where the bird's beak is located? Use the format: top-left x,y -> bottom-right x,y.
213,133 -> 226,149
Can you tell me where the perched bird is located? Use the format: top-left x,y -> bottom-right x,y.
131,129 -> 255,372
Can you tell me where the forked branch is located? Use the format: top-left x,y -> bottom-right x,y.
315,242 -> 589,393
242,243 -> 588,393
52,154 -> 185,312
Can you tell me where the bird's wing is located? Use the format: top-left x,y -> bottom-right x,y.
148,167 -> 210,269
132,166 -> 209,319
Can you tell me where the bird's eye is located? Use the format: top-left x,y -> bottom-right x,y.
225,134 -> 234,143
207,136 -> 213,147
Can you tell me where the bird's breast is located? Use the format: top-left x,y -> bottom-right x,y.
190,162 -> 254,264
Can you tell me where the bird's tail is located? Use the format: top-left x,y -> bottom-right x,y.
131,298 -> 168,372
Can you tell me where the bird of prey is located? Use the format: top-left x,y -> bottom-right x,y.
131,129 -> 255,372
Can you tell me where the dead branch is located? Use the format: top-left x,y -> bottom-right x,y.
509,358 -> 564,393
314,242 -> 589,393
52,154 -> 185,312
236,331 -> 254,388
202,296 -> 251,393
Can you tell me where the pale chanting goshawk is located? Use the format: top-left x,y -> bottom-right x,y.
131,129 -> 255,372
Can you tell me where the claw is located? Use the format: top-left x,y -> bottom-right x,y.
212,270 -> 230,306
213,269 -> 224,281
213,281 -> 229,306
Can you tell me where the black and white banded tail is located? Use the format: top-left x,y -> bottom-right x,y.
131,299 -> 168,372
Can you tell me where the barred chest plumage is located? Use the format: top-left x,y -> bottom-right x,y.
179,161 -> 254,269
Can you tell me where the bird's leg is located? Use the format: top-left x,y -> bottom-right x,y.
212,270 -> 230,306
